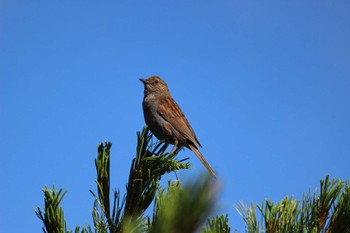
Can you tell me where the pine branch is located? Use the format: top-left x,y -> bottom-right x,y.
235,201 -> 261,233
326,180 -> 350,233
235,175 -> 350,233
123,126 -> 190,220
257,197 -> 299,233
35,186 -> 69,233
202,214 -> 231,233
90,127 -> 191,233
149,176 -> 217,233
36,126 -> 350,233
93,142 -> 114,231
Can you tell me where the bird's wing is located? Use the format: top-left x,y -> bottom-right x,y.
157,96 -> 201,147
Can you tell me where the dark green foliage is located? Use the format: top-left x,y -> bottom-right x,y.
36,127 -> 350,233
149,178 -> 217,233
124,127 -> 189,220
236,175 -> 350,233
89,127 -> 192,233
36,127 -> 207,233
35,187 -> 87,233
202,214 -> 231,233
35,186 -> 69,233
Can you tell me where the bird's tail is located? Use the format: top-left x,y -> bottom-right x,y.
188,144 -> 216,178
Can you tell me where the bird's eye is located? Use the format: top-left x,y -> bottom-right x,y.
154,80 -> 159,84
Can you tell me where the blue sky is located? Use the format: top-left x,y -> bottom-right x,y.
1,1 -> 349,232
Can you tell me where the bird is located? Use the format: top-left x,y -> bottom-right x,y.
140,76 -> 216,177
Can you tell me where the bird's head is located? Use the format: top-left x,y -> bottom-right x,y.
140,76 -> 171,96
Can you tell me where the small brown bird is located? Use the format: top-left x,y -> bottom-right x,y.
140,76 -> 216,177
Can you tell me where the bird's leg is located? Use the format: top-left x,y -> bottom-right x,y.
169,141 -> 178,154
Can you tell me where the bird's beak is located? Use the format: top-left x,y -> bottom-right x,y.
139,78 -> 146,84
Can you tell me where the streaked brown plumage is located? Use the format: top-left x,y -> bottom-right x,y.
140,76 -> 216,177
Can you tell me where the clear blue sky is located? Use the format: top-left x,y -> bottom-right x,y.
1,1 -> 349,232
